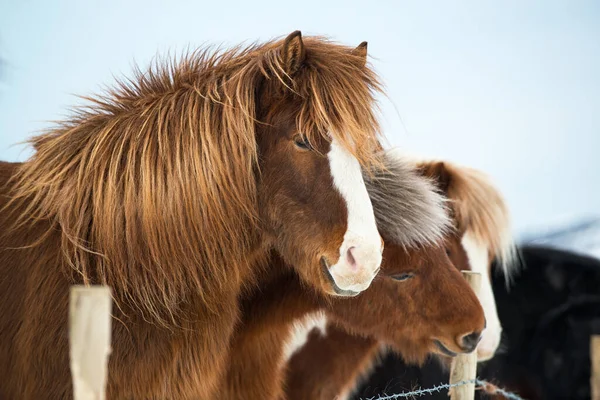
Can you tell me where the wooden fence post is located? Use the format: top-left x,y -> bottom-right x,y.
449,271 -> 481,400
592,335 -> 600,400
69,286 -> 112,400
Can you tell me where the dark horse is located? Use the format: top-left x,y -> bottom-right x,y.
0,31 -> 386,399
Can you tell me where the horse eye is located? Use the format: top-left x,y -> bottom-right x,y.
294,136 -> 311,150
391,273 -> 414,282
446,248 -> 451,257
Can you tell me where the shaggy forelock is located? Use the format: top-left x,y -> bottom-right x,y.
364,151 -> 451,248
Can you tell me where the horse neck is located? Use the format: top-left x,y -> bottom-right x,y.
284,322 -> 380,400
221,264 -> 324,399
0,159 -> 268,325
0,162 -> 53,247
239,265 -> 323,334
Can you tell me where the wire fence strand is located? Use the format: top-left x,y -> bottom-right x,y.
360,378 -> 525,400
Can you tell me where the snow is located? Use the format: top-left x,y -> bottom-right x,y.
519,216 -> 600,261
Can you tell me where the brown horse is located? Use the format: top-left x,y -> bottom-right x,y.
283,156 -> 517,400
219,152 -> 486,400
0,31 -> 386,399
409,153 -> 516,360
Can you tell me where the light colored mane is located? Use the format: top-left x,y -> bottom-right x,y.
364,151 -> 451,248
380,149 -> 517,276
3,35 -> 385,325
442,161 -> 517,276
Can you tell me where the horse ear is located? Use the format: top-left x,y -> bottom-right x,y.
419,161 -> 452,194
352,41 -> 368,67
280,30 -> 306,75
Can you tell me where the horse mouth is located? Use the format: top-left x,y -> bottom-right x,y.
320,257 -> 360,297
433,340 -> 458,357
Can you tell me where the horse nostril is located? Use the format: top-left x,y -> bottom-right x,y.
460,331 -> 482,352
345,246 -> 357,269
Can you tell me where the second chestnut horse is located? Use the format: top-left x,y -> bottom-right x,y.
284,157 -> 517,399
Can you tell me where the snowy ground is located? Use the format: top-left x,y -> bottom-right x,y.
519,216 -> 600,260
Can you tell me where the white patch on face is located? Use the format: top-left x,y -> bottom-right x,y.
282,311 -> 328,364
462,231 -> 502,361
326,137 -> 383,293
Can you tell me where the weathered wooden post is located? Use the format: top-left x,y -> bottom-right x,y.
449,271 -> 481,400
69,286 -> 112,400
592,335 -> 600,400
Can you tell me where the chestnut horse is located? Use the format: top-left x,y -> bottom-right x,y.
413,156 -> 516,360
283,157 -> 517,400
219,152 -> 486,400
0,31 -> 386,399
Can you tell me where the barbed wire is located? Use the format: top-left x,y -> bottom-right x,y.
360,378 -> 525,400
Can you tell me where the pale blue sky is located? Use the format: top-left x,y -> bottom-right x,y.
1,0 -> 599,234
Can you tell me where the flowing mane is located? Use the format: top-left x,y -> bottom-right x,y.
441,161 -> 517,276
383,149 -> 517,276
3,35 -> 384,324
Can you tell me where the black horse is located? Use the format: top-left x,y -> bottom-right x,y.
352,244 -> 600,400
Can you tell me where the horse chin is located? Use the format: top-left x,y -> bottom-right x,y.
432,339 -> 458,358
319,257 -> 361,297
390,341 -> 431,366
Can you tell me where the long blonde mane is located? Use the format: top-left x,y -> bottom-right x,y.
4,34 -> 384,324
442,162 -> 517,276
386,149 -> 517,276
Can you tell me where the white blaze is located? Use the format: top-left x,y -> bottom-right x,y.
462,231 -> 502,361
326,137 -> 383,293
